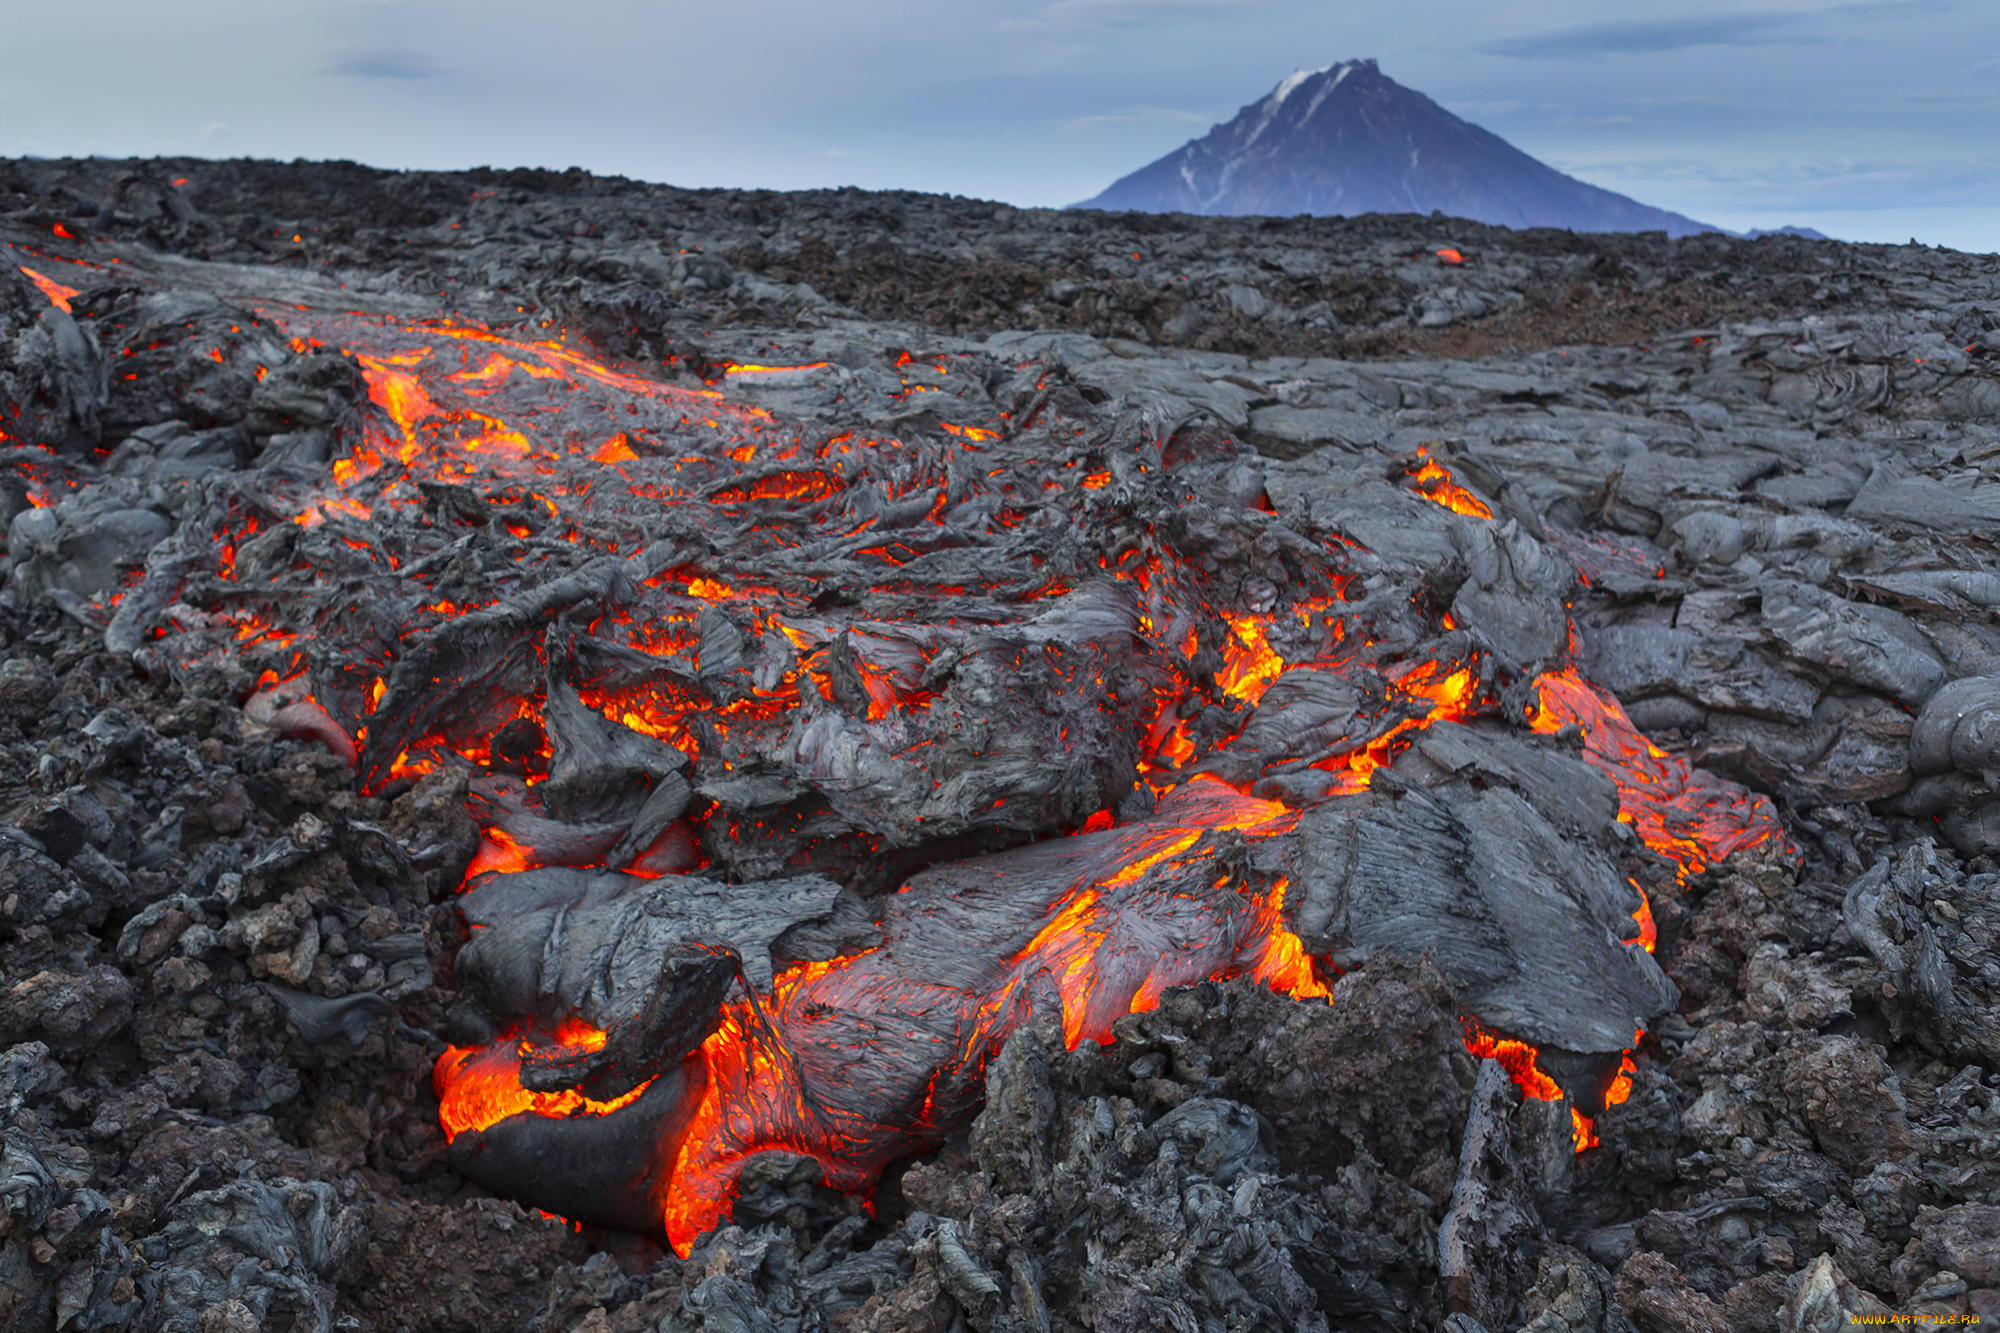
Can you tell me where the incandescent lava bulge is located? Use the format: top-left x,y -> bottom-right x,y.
121,295 -> 1787,1255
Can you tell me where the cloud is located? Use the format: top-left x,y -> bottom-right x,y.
1446,99 -> 1530,118
1446,100 -> 1643,128
1483,13 -> 1801,58
1620,94 -> 1758,107
1444,99 -> 1580,119
1058,105 -> 1214,132
1481,3 -> 1923,60
327,49 -> 445,79
1902,89 -> 2000,105
998,0 -> 1253,33
1544,152 -> 2000,211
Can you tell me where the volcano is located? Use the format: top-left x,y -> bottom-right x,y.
4,158 -> 1997,1332
1073,58 -> 1716,237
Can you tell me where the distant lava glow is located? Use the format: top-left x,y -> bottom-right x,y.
144,300 -> 1784,1253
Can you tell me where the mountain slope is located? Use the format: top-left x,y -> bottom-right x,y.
1073,59 -> 1715,237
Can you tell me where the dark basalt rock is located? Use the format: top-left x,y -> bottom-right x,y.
447,867 -> 845,1075
1844,841 -> 2000,1067
1288,769 -> 1674,1065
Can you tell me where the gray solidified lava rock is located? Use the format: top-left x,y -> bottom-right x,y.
1287,738 -> 1675,1066
0,155 -> 1998,1330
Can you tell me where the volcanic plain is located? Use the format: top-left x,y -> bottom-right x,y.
3,158 -> 1999,1332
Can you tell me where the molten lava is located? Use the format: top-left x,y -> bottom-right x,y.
19,266 -> 80,313
1529,667 -> 1787,877
438,781 -> 1327,1253
437,1025 -> 655,1141
106,292 -> 1787,1254
1408,445 -> 1493,518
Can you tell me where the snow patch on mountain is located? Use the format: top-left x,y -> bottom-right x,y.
1272,64 -> 1334,105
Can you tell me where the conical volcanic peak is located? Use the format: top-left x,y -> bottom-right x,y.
1073,58 -> 1714,237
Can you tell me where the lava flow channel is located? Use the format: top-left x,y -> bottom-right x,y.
436,779 -> 1320,1253
140,303 -> 1787,1250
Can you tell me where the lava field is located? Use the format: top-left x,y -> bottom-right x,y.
2,157 -> 1999,1332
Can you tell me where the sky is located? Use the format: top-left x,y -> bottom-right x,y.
3,0 -> 1996,253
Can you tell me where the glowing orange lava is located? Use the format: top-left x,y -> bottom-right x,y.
465,828 -> 536,879
1408,446 -> 1492,518
1216,615 -> 1286,704
1462,1018 -> 1601,1151
1529,668 -> 1787,878
437,1028 -> 654,1140
19,267 -> 80,313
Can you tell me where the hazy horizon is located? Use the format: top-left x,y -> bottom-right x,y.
5,1 -> 1995,254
